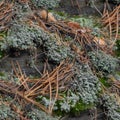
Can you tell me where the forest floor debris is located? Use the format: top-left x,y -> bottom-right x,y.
0,0 -> 120,120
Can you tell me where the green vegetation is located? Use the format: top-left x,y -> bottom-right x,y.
102,94 -> 120,120
0,24 -> 44,50
115,40 -> 120,57
0,0 -> 120,119
0,50 -> 4,58
99,77 -> 111,88
88,51 -> 118,74
0,103 -> 19,120
31,0 -> 60,9
70,101 -> 94,115
27,108 -> 58,120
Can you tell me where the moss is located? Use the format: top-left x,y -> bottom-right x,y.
70,100 -> 94,115
56,11 -> 68,17
50,11 -> 69,20
70,16 -> 101,29
0,32 -> 7,58
99,77 -> 111,88
0,72 -> 5,76
36,91 -> 94,116
0,50 -> 4,58
0,72 -> 9,81
54,100 -> 94,116
115,40 -> 120,57
0,31 -> 7,38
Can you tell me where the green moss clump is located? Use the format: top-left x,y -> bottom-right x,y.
0,50 -> 4,58
70,100 -> 94,115
99,77 -> 111,88
70,17 -> 94,28
50,11 -> 68,20
39,90 -> 94,116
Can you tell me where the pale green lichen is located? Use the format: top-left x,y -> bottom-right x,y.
0,23 -> 47,50
88,51 -> 118,74
102,94 -> 120,120
31,0 -> 60,9
44,36 -> 73,63
27,108 -> 58,120
0,104 -> 19,120
71,61 -> 101,104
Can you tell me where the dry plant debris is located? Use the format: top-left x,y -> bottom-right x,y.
102,5 -> 120,45
46,21 -> 110,54
108,75 -> 120,97
0,1 -> 14,31
0,60 -> 74,114
0,0 -> 119,119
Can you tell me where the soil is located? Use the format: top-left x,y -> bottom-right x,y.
56,0 -> 115,16
61,109 -> 106,120
0,50 -> 55,77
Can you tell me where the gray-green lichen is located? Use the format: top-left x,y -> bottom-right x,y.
12,1 -> 33,22
88,51 -> 118,74
44,36 -> 73,64
27,108 -> 58,120
31,0 -> 60,9
0,103 -> 19,120
102,94 -> 120,120
71,61 -> 101,104
0,23 -> 48,50
0,22 -> 72,63
39,91 -> 80,113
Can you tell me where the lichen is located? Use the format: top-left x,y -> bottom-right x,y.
0,23 -> 47,50
102,94 -> 120,120
0,103 -> 19,120
44,35 -> 73,63
71,61 -> 101,104
27,108 -> 58,120
88,51 -> 118,74
31,0 -> 60,9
